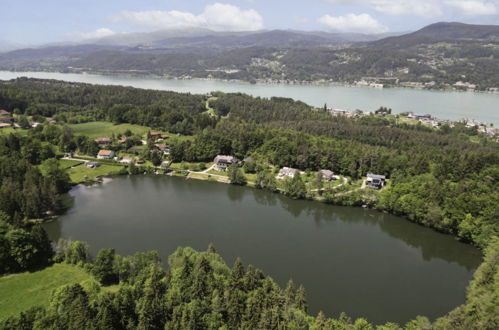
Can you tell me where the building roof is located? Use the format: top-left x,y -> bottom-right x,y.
97,150 -> 114,156
319,169 -> 334,177
0,109 -> 10,116
279,167 -> 299,175
367,173 -> 386,180
150,131 -> 162,136
95,137 -> 112,143
214,155 -> 238,164
156,143 -> 168,150
0,123 -> 11,128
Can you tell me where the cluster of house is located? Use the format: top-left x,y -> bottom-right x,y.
0,109 -> 12,129
150,131 -> 170,155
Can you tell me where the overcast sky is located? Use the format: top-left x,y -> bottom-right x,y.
1,0 -> 498,44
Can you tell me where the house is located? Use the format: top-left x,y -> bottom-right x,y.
213,155 -> 239,171
95,137 -> 112,145
155,143 -> 170,154
119,157 -> 133,164
149,131 -> 162,139
0,116 -> 13,124
366,173 -> 386,189
97,150 -> 115,159
277,167 -> 301,180
0,123 -> 11,129
319,169 -> 336,181
86,161 -> 100,168
0,109 -> 10,116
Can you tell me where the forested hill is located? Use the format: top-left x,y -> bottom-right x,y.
0,22 -> 498,89
370,22 -> 499,49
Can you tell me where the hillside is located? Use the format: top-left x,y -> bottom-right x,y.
0,23 -> 498,89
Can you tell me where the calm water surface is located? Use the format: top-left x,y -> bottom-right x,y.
43,176 -> 481,324
0,71 -> 498,124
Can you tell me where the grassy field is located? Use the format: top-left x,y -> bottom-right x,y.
0,264 -> 94,320
67,163 -> 124,183
69,121 -> 151,139
58,159 -> 84,169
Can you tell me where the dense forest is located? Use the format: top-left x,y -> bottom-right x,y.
0,79 -> 497,328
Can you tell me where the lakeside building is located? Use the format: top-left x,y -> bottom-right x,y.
213,155 -> 239,171
97,150 -> 115,160
277,167 -> 302,180
319,169 -> 337,181
366,173 -> 386,189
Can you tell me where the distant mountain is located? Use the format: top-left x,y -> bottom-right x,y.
0,40 -> 26,53
92,29 -> 388,50
370,22 -> 499,49
0,23 -> 497,89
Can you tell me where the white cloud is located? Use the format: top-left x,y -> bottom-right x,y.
70,28 -> 116,40
111,3 -> 264,31
444,0 -> 497,15
318,13 -> 389,33
326,0 -> 443,17
326,0 -> 499,17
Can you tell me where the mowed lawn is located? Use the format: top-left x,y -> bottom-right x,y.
69,121 -> 150,139
67,163 -> 124,183
0,263 -> 93,320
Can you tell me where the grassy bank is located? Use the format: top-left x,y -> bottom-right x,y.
0,264 -> 94,320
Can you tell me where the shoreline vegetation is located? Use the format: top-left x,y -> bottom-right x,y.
0,78 -> 497,328
3,69 -> 499,94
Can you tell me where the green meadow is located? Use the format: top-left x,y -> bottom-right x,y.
0,264 -> 94,321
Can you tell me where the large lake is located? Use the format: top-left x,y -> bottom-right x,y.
0,71 -> 498,125
43,176 -> 481,324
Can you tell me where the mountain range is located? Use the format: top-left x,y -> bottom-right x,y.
0,22 -> 498,89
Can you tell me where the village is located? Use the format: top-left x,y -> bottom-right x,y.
325,106 -> 499,140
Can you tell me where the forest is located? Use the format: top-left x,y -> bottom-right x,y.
0,79 -> 497,328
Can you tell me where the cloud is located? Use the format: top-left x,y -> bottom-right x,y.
70,28 -> 116,40
111,3 -> 264,31
325,0 -> 499,17
318,13 -> 389,33
325,0 -> 443,17
444,0 -> 497,15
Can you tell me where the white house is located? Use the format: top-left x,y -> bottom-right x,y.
97,150 -> 115,159
213,155 -> 239,171
277,167 -> 302,180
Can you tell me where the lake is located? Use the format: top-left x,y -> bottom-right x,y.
43,175 -> 482,324
0,71 -> 498,125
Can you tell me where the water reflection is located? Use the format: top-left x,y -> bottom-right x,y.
250,187 -> 481,270
44,176 -> 481,324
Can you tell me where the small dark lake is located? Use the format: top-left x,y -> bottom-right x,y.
43,175 -> 481,324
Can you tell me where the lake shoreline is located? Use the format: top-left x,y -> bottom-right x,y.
4,69 -> 499,95
1,70 -> 498,125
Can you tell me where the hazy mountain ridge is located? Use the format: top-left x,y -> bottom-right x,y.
0,22 -> 497,89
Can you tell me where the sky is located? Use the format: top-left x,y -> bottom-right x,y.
1,0 -> 498,45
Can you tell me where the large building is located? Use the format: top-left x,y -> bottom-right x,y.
213,155 -> 239,171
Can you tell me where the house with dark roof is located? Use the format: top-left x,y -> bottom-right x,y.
366,173 -> 386,189
319,169 -> 336,181
213,155 -> 239,171
95,137 -> 112,145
